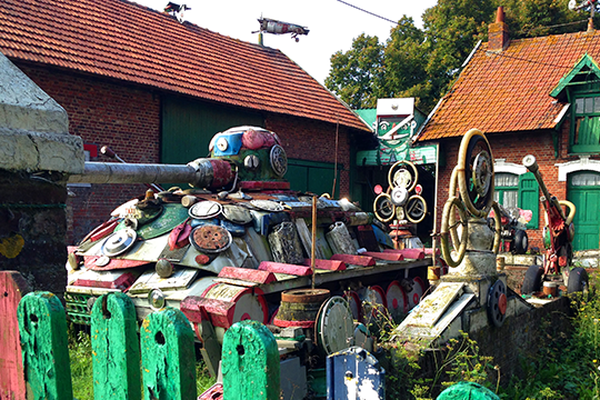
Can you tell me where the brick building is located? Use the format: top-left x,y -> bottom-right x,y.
416,7 -> 600,252
0,0 -> 372,242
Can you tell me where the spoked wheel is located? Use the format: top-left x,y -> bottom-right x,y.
405,195 -> 427,224
388,160 -> 418,191
567,267 -> 589,295
373,193 -> 395,223
521,265 -> 543,294
490,202 -> 502,254
440,196 -> 469,268
456,129 -> 495,218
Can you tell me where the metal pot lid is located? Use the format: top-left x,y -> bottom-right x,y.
101,228 -> 137,257
190,225 -> 232,253
391,186 -> 409,206
316,296 -> 354,355
250,199 -> 284,212
222,204 -> 253,224
189,201 -> 223,219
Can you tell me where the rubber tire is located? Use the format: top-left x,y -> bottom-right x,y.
521,265 -> 543,294
567,267 -> 589,294
511,230 -> 528,255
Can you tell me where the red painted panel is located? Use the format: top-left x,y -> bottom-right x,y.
383,248 -> 425,260
258,262 -> 312,276
0,271 -> 31,400
302,259 -> 346,271
217,267 -> 276,284
330,254 -> 376,267
362,252 -> 405,261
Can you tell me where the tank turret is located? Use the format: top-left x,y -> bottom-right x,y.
65,126 -> 431,381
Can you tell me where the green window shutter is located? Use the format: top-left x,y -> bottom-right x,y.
519,172 -> 539,229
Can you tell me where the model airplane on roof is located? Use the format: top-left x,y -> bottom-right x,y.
568,0 -> 599,11
254,17 -> 309,42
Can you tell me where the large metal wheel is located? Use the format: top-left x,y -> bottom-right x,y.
405,195 -> 427,224
490,202 -> 502,254
440,197 -> 469,268
373,193 -> 395,223
456,129 -> 495,218
388,160 -> 418,191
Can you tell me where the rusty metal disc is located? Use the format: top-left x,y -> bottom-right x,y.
190,225 -> 232,253
101,228 -> 137,257
189,201 -> 223,220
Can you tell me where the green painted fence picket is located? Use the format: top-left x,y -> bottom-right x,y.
90,293 -> 141,400
13,290 -> 280,400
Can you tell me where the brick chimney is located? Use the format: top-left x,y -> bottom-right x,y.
488,7 -> 509,51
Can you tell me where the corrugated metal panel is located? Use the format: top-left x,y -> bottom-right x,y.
161,96 -> 264,164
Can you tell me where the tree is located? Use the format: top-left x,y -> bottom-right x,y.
324,34 -> 384,109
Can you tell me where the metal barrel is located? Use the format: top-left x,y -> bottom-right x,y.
68,158 -> 233,189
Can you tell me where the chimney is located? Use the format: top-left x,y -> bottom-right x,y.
488,7 -> 510,51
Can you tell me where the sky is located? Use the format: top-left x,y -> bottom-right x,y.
134,0 -> 438,84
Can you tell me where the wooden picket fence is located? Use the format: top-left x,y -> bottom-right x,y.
0,272 -> 280,400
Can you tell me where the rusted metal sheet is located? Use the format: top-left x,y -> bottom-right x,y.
0,271 -> 31,400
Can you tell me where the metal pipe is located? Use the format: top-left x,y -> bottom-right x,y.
522,155 -> 567,221
68,158 -> 232,189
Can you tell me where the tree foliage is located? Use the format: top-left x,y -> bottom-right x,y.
325,0 -> 592,113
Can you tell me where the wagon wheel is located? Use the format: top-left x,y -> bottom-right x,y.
440,197 -> 469,268
405,195 -> 427,224
388,160 -> 419,191
456,129 -> 495,218
373,193 -> 395,223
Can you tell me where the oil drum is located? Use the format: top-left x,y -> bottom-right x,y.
273,288 -> 331,328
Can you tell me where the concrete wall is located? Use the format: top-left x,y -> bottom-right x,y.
0,54 -> 83,295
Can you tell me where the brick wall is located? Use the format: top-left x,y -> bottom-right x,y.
15,62 -> 161,243
266,114 -> 352,197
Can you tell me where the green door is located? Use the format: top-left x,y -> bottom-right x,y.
568,172 -> 600,251
286,159 -> 340,196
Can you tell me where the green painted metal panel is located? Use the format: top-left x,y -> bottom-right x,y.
222,320 -> 280,400
519,172 -> 539,229
286,159 -> 340,196
161,96 -> 264,164
91,293 -> 141,400
17,292 -> 73,400
569,177 -> 600,251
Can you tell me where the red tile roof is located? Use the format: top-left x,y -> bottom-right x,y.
0,0 -> 370,132
417,29 -> 600,141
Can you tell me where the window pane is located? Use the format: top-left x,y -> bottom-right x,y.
576,98 -> 584,114
495,173 -> 518,187
571,173 -> 600,186
585,97 -> 594,114
503,191 -> 518,208
595,97 -> 600,113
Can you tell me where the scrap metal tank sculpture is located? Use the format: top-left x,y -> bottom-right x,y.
66,125 -> 431,379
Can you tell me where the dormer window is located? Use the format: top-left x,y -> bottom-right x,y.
573,95 -> 600,152
550,54 -> 600,154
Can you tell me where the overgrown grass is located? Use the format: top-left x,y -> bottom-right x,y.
68,324 -> 215,399
374,270 -> 600,399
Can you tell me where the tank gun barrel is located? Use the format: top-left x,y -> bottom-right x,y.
522,154 -> 566,221
68,158 -> 234,189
